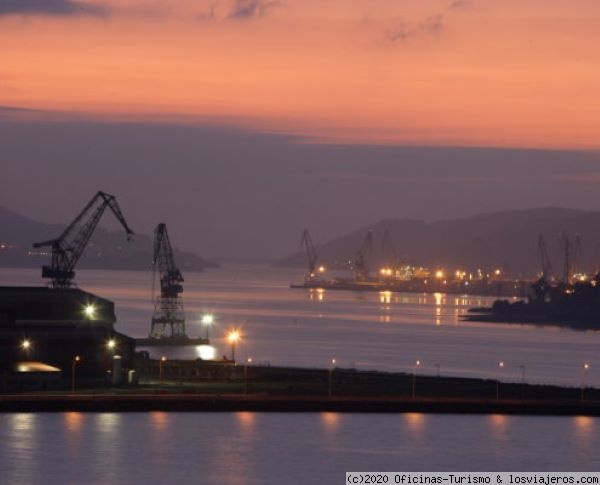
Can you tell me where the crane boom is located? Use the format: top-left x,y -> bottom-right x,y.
300,229 -> 318,280
150,223 -> 186,339
33,191 -> 134,288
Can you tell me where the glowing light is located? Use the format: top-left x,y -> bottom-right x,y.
161,356 -> 167,362
331,358 -> 336,366
201,314 -> 214,325
584,363 -> 590,370
227,330 -> 241,344
498,361 -> 504,368
494,269 -> 501,276
318,266 -> 326,273
435,270 -> 444,279
84,304 -> 96,319
107,339 -> 116,350
74,355 -> 81,362
20,339 -> 31,350
247,357 -> 253,363
196,345 -> 217,360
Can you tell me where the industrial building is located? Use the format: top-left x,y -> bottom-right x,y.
0,286 -> 135,390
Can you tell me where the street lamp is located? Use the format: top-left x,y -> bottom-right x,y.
20,339 -> 31,352
227,330 -> 240,362
581,363 -> 590,401
244,357 -> 252,395
107,338 -> 116,352
201,314 -> 214,341
328,358 -> 336,397
71,355 -> 81,392
412,360 -> 421,398
496,361 -> 505,400
159,356 -> 167,382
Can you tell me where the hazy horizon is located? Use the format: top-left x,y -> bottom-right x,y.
2,119 -> 600,259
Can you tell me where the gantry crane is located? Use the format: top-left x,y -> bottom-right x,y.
150,223 -> 186,339
354,229 -> 373,282
33,191 -> 134,289
299,228 -> 318,281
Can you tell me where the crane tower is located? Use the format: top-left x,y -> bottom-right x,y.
150,223 -> 187,339
33,191 -> 134,288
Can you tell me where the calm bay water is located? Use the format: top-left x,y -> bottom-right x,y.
0,412 -> 599,483
1,265 -> 600,479
1,265 -> 597,386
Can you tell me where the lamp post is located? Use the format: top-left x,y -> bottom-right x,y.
328,358 -> 336,397
227,330 -> 240,362
71,355 -> 81,392
244,357 -> 252,395
581,363 -> 590,401
496,361 -> 505,400
202,314 -> 214,341
412,360 -> 421,398
159,356 -> 167,382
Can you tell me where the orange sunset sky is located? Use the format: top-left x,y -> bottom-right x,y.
1,0 -> 599,148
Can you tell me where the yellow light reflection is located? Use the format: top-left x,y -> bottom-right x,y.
404,412 -> 425,434
236,411 -> 256,430
64,412 -> 84,432
320,412 -> 341,430
150,411 -> 169,431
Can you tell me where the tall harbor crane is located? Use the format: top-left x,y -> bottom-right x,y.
299,229 -> 318,281
33,191 -> 134,289
381,228 -> 398,272
537,234 -> 553,282
561,231 -> 573,284
354,229 -> 373,282
150,223 -> 186,339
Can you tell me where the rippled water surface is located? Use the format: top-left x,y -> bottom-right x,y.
0,412 -> 599,484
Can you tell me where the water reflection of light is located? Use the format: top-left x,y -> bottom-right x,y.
308,288 -> 326,301
404,413 -> 425,434
380,291 -> 392,304
434,292 -> 443,306
236,412 -> 256,430
150,411 -> 169,431
488,414 -> 508,439
320,412 -> 341,431
435,307 -> 441,326
64,412 -> 84,432
97,413 -> 121,435
379,315 -> 391,323
574,416 -> 595,444
196,345 -> 217,360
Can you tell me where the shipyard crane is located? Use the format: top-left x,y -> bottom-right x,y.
381,228 -> 398,275
150,223 -> 186,339
354,229 -> 374,282
561,231 -> 572,284
537,234 -> 553,282
33,191 -> 134,289
532,234 -> 554,301
573,234 -> 583,277
299,229 -> 319,281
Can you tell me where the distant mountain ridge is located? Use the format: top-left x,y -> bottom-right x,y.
275,208 -> 600,277
0,205 -> 218,273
